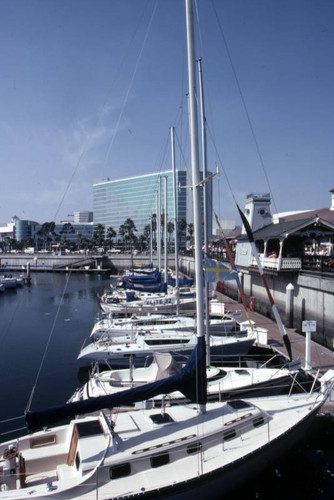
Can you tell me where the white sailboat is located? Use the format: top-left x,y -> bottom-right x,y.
0,2 -> 332,499
89,311 -> 244,339
98,285 -> 197,315
69,351 -> 319,406
77,325 -> 255,367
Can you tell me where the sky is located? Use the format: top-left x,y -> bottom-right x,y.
0,0 -> 333,227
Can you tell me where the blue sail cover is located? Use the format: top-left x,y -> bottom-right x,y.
168,275 -> 194,287
122,268 -> 161,283
25,337 -> 207,432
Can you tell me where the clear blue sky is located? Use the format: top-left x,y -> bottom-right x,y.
0,0 -> 333,226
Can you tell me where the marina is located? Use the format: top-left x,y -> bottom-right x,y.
0,273 -> 334,499
0,0 -> 333,498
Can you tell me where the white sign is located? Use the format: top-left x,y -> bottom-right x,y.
302,320 -> 316,332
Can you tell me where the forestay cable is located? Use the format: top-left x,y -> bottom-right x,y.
25,270 -> 73,414
210,0 -> 279,215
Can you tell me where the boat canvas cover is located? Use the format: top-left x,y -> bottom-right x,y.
25,337 -> 207,432
168,275 -> 194,287
122,268 -> 161,283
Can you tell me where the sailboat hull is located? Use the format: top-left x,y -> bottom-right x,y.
77,337 -> 255,368
1,393 -> 328,499
126,402 -> 320,500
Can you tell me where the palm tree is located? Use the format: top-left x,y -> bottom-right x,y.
106,226 -> 117,250
177,218 -> 187,249
167,221 -> 175,250
93,224 -> 106,249
187,223 -> 194,246
60,223 -> 75,243
122,218 -> 137,252
119,225 -> 126,251
37,222 -> 55,251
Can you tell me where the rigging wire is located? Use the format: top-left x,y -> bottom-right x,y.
103,0 -> 159,167
210,0 -> 279,215
25,270 -> 73,414
52,0 -> 156,221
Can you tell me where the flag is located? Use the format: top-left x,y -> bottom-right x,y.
205,257 -> 238,283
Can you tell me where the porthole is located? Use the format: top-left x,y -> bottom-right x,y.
223,430 -> 236,441
253,416 -> 265,428
75,452 -> 81,470
187,442 -> 202,454
150,452 -> 170,468
110,463 -> 131,479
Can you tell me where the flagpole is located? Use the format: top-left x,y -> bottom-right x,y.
237,205 -> 293,361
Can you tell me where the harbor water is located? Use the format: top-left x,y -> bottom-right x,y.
0,272 -> 334,499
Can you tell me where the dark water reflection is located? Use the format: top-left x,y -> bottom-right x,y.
0,272 -> 111,434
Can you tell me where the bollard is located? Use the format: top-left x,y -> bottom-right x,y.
285,283 -> 294,328
26,262 -> 31,285
237,272 -> 243,303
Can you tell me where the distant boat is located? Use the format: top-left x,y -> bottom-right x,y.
0,276 -> 17,289
77,327 -> 255,368
98,286 -> 196,315
89,311 -> 241,340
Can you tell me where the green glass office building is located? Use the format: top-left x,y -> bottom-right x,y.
93,170 -> 212,244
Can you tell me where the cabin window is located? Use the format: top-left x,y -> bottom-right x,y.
75,452 -> 81,470
187,442 -> 202,454
223,430 -> 237,441
150,413 -> 174,424
150,452 -> 170,468
110,463 -> 131,479
227,400 -> 252,410
252,416 -> 265,428
76,420 -> 104,437
145,339 -> 190,346
30,435 -> 56,448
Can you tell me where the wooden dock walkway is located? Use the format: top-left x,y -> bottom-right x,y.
221,294 -> 334,414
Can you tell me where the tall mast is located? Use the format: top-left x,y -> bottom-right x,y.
171,126 -> 180,314
164,176 -> 168,284
150,215 -> 153,263
198,57 -> 211,367
157,176 -> 161,272
185,0 -> 205,341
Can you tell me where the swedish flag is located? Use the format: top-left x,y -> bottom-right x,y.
205,257 -> 238,283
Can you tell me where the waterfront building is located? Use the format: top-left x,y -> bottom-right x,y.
0,216 -> 18,241
53,222 -> 94,244
73,211 -> 93,223
93,170 -> 212,245
235,190 -> 334,272
15,219 -> 40,242
2,218 -> 94,248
